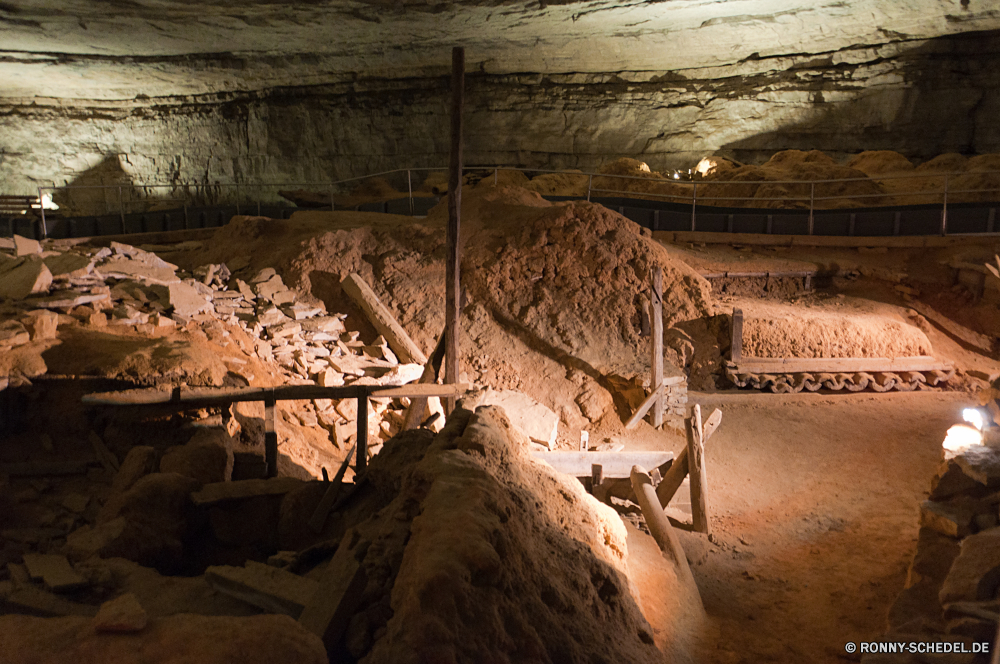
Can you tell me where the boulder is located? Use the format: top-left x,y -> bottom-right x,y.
939,528 -> 1000,604
13,234 -> 42,257
0,613 -> 327,664
0,259 -> 52,300
159,429 -> 232,484
0,320 -> 30,346
167,281 -> 212,317
920,500 -> 975,539
21,310 -> 59,340
478,388 -> 559,448
93,593 -> 148,633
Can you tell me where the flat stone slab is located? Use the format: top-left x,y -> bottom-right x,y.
205,561 -> 317,617
93,593 -> 148,633
479,389 -> 559,448
939,527 -> 1000,604
191,477 -> 305,506
168,281 -> 212,317
920,500 -> 975,539
0,259 -> 52,300
21,554 -> 88,593
951,446 -> 1000,487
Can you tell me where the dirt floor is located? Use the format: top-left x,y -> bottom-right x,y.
682,390 -> 970,663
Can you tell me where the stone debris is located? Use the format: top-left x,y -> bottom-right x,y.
13,235 -> 42,257
0,258 -> 53,300
479,388 -> 560,448
0,320 -> 31,347
205,561 -> 318,618
92,592 -> 148,633
21,310 -> 59,340
21,554 -> 89,593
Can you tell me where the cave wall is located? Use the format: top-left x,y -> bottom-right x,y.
1,30 -> 999,208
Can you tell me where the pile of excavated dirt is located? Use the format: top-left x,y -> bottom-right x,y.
699,150 -> 886,209
740,299 -> 934,360
177,184 -> 713,440
845,150 -> 915,176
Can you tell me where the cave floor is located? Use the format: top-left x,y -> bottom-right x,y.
666,389 -> 969,664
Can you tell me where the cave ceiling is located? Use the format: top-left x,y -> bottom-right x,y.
0,0 -> 998,101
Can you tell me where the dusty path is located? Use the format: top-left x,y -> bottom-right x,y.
674,390 -> 971,663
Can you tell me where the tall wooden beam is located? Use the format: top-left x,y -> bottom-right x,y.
687,404 -> 710,534
264,394 -> 277,478
731,307 -> 743,363
651,266 -> 664,428
445,46 -> 464,414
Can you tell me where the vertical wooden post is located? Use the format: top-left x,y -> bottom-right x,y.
264,393 -> 277,478
731,308 -> 743,363
687,404 -> 710,534
591,463 -> 603,493
651,266 -> 664,428
356,393 -> 368,476
445,46 -> 464,415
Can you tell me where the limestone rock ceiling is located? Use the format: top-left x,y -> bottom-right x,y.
1,0 -> 998,100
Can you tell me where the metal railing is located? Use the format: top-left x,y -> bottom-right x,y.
29,166 -> 1000,238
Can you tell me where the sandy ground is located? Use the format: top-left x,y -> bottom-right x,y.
657,390 -> 972,663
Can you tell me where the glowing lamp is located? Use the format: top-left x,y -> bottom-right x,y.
942,423 -> 983,454
963,408 -> 985,431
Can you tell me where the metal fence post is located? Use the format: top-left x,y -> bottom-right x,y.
587,174 -> 593,202
808,182 -> 815,235
407,170 -> 414,216
691,182 -> 698,232
38,187 -> 48,239
941,174 -> 949,236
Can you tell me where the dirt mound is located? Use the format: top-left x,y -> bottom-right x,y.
525,170 -> 590,197
741,301 -> 933,359
454,186 -> 713,376
698,151 -> 884,209
950,170 -> 1000,203
916,153 -> 968,172
965,153 -> 1000,172
600,158 -> 652,176
846,151 -> 915,176
366,405 -> 678,663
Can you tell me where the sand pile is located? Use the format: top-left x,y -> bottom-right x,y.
589,158 -> 689,203
364,405 -> 677,663
740,300 -> 933,359
698,150 -> 885,209
524,170 -> 590,197
845,150 -> 915,176
446,184 -> 714,377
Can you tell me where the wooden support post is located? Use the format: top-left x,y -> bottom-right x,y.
656,407 -> 722,507
731,307 -> 743,363
445,46 -> 464,415
298,530 -> 369,649
624,384 -> 664,430
630,465 -> 704,613
264,394 -> 277,478
356,394 -> 368,476
341,274 -> 427,365
591,463 -> 603,493
651,266 -> 664,428
687,404 -> 710,534
307,442 -> 357,534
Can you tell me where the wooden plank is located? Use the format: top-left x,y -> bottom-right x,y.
191,477 -> 304,506
308,442 -> 357,533
624,384 -> 664,430
444,46 -> 465,415
402,331 -> 446,431
651,266 -> 664,428
341,273 -> 427,365
264,395 -> 277,478
88,432 -> 119,473
298,530 -> 369,649
83,383 -> 469,408
532,451 -> 673,478
730,356 -> 950,374
205,561 -> 318,618
356,395 -> 368,475
630,465 -> 703,613
731,308 -> 743,363
688,405 -> 710,535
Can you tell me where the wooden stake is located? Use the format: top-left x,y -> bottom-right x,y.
591,463 -> 603,493
307,442 -> 357,534
630,465 -> 704,613
445,46 -> 464,415
656,407 -> 721,507
356,395 -> 368,476
624,384 -> 664,430
264,395 -> 277,478
687,404 -> 710,534
731,307 -> 743,363
651,266 -> 664,428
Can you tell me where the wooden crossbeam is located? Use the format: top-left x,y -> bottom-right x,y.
532,450 -> 673,478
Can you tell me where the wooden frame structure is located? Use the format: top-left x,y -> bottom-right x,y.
82,382 -> 470,477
